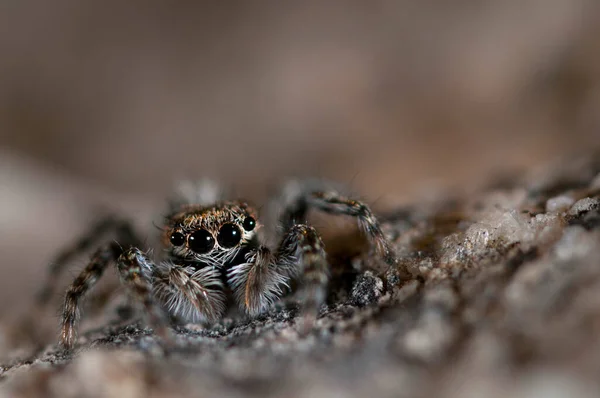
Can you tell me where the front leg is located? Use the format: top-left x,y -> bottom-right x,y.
229,224 -> 328,321
228,247 -> 288,316
153,262 -> 227,324
116,248 -> 172,345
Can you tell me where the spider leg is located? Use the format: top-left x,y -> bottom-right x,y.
276,224 -> 329,322
153,262 -> 227,324
60,242 -> 121,349
278,181 -> 397,266
308,191 -> 396,265
228,246 -> 288,316
229,224 -> 327,321
60,245 -> 171,350
37,216 -> 139,305
8,218 -> 138,350
116,248 -> 172,346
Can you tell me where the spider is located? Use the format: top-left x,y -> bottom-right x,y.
36,180 -> 398,350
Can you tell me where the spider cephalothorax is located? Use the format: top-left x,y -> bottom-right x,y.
36,180 -> 399,349
163,202 -> 259,267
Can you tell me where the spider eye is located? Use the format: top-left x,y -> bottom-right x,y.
243,217 -> 256,231
217,224 -> 242,248
170,232 -> 185,246
188,230 -> 215,254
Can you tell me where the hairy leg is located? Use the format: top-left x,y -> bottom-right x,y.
9,218 -> 138,350
229,224 -> 328,323
277,181 -> 397,266
228,246 -> 288,316
277,224 -> 328,321
116,248 -> 172,345
153,262 -> 227,324
60,242 -> 121,349
61,245 -> 177,350
308,191 -> 396,265
37,216 -> 139,305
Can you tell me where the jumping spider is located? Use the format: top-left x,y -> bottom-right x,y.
37,181 -> 398,349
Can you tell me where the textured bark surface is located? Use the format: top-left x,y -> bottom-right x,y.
1,155 -> 600,398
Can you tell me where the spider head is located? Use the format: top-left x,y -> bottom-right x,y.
164,201 -> 259,263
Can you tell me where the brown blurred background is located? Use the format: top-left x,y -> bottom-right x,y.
1,1 -> 600,315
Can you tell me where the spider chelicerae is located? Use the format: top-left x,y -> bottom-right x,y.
37,180 -> 398,349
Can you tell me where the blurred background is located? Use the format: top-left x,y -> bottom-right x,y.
1,1 -> 600,315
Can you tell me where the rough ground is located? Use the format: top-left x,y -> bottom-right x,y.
1,155 -> 600,398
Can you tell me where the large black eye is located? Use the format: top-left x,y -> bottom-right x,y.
217,224 -> 242,248
243,217 -> 256,231
170,231 -> 185,246
188,230 -> 215,254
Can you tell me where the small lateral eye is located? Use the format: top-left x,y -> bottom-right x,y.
170,231 -> 185,246
243,217 -> 256,231
217,224 -> 242,248
188,229 -> 215,254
